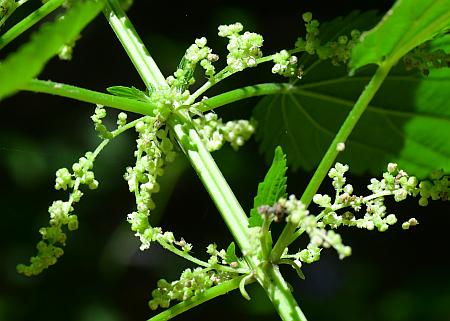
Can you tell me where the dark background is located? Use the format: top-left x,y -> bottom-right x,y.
1,1 -> 449,321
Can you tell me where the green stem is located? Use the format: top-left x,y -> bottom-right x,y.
197,83 -> 290,112
270,63 -> 393,262
254,264 -> 308,321
157,238 -> 249,274
0,0 -> 65,50
0,0 -> 28,29
169,113 -> 253,253
170,113 -> 308,321
147,275 -> 252,321
20,79 -> 155,115
188,48 -> 301,105
103,0 -> 167,90
103,3 -> 307,319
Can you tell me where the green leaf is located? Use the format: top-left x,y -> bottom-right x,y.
350,0 -> 450,71
254,12 -> 450,178
106,85 -> 151,102
248,146 -> 288,227
224,242 -> 238,264
0,0 -> 104,100
254,62 -> 450,178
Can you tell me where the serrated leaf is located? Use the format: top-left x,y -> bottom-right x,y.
254,63 -> 450,178
224,242 -> 238,264
248,146 -> 287,227
0,0 -> 104,100
254,11 -> 450,178
107,85 -> 151,102
350,0 -> 450,71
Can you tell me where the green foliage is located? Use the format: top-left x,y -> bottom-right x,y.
3,1 -> 450,321
248,146 -> 288,227
253,66 -> 450,176
107,85 -> 152,102
253,12 -> 450,177
224,242 -> 238,264
350,0 -> 450,71
0,0 -> 103,100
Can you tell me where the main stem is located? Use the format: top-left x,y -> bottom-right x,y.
104,1 -> 307,320
270,63 -> 392,262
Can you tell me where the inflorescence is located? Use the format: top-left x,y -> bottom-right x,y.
193,112 -> 256,151
271,12 -> 361,79
269,163 -> 449,266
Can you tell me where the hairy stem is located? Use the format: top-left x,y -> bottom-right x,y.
0,0 -> 65,50
20,79 -> 155,115
270,63 -> 393,262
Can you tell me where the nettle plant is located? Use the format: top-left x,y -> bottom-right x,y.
1,0 -> 450,320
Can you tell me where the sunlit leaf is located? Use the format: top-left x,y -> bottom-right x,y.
0,0 -> 104,100
350,0 -> 450,71
248,146 -> 287,227
254,10 -> 450,178
254,63 -> 450,177
224,242 -> 238,264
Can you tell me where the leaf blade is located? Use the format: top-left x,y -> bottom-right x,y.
106,85 -> 151,102
253,63 -> 450,177
248,146 -> 288,227
350,0 -> 450,71
224,242 -> 238,264
0,0 -> 104,100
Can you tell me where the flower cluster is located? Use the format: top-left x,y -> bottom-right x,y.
277,163 -> 448,268
417,170 -> 449,206
271,50 -> 301,78
316,31 -> 361,66
17,107 -> 130,276
284,195 -> 351,261
167,37 -> 219,91
218,22 -> 264,72
17,151 -> 99,276
148,242 -> 245,310
404,42 -> 450,76
149,267 -> 237,310
289,12 -> 361,69
124,117 -> 177,250
295,12 -> 320,55
193,112 -> 256,151
91,104 -> 113,139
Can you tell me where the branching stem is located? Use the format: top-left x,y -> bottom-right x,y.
270,63 -> 393,262
20,79 -> 155,115
147,275 -> 253,321
103,2 -> 309,319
